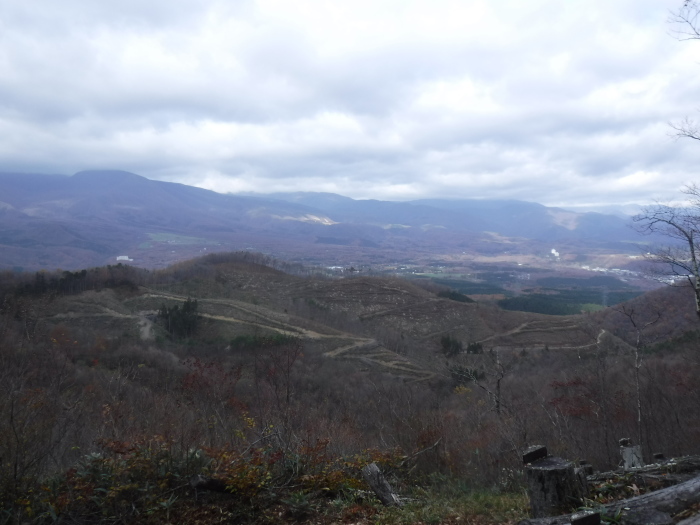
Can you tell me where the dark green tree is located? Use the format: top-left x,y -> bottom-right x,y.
158,298 -> 199,338
440,335 -> 463,357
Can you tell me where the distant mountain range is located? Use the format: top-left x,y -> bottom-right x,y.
0,170 -> 652,271
262,191 -> 637,241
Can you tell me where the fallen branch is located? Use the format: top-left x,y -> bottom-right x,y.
399,437 -> 442,468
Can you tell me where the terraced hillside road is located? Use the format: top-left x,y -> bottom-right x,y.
475,317 -> 596,350
139,290 -> 436,382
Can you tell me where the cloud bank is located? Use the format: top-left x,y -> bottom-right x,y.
1,0 -> 699,205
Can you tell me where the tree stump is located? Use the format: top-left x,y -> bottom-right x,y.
620,438 -> 644,469
361,462 -> 402,507
574,466 -> 589,499
519,472 -> 700,525
525,456 -> 584,518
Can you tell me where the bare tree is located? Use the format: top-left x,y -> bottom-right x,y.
671,1 -> 700,40
654,4 -> 700,318
613,305 -> 661,450
633,184 -> 700,320
447,346 -> 512,417
670,2 -> 700,140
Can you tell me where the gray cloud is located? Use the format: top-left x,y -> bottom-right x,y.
0,0 -> 699,206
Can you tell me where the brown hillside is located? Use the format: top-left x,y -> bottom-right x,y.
593,282 -> 699,345
32,254 -> 604,384
5,251 -> 700,525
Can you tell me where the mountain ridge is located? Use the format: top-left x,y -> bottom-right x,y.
0,170 -> 649,271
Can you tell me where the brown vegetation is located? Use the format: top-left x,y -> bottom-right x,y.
1,252 -> 699,523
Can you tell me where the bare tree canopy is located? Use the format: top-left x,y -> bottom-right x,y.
671,2 -> 700,140
654,4 -> 700,318
671,1 -> 700,40
633,184 -> 700,320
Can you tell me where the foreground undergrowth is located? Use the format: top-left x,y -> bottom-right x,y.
0,436 -> 528,524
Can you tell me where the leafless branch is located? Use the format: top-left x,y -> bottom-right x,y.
633,187 -> 700,320
670,117 -> 700,141
670,1 -> 700,40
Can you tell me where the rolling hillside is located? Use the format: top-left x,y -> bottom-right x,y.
22,252 -> 621,386
3,252 -> 699,524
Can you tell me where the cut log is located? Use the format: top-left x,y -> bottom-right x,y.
518,472 -> 700,525
525,456 -> 584,518
660,455 -> 700,474
361,462 -> 402,507
588,455 -> 700,489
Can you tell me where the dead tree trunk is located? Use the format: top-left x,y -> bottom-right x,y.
519,473 -> 700,525
361,462 -> 402,507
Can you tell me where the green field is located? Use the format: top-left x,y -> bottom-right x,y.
497,289 -> 642,315
424,272 -> 643,315
432,277 -> 508,296
147,232 -> 216,245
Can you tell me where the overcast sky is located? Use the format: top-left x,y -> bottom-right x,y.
2,0 -> 700,207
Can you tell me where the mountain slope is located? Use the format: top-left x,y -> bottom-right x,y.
0,170 -> 648,271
